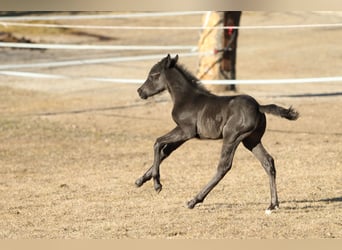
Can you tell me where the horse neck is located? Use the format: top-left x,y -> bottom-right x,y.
164,68 -> 197,104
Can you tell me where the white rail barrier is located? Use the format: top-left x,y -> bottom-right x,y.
1,12 -> 341,87
1,70 -> 341,85
0,42 -> 196,51
0,12 -> 207,21
0,51 -> 212,70
201,77 -> 342,85
2,21 -> 342,30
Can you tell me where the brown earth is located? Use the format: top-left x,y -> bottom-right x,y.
0,12 -> 341,239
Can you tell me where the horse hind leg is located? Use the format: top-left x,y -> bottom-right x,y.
255,143 -> 279,214
187,140 -> 239,209
187,122 -> 254,209
243,138 -> 279,214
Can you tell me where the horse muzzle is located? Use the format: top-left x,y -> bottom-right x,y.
137,88 -> 148,99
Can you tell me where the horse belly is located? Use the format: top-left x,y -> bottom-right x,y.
197,116 -> 224,139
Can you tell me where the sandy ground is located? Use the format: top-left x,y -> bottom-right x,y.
0,11 -> 341,239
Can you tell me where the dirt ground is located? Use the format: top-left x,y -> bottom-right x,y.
0,12 -> 341,239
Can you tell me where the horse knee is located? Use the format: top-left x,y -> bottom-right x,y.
153,140 -> 161,151
161,144 -> 173,158
154,139 -> 166,155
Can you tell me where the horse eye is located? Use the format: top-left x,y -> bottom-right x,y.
150,72 -> 160,79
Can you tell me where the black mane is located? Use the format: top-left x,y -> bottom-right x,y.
174,63 -> 212,95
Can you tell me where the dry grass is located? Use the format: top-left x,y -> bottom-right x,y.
0,84 -> 341,239
0,11 -> 341,239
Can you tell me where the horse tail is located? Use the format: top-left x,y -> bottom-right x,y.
259,104 -> 299,120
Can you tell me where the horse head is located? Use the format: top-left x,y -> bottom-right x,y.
137,54 -> 178,99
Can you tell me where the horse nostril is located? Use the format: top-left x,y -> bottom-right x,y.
137,88 -> 147,99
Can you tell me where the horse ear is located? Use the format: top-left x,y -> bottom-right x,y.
173,54 -> 179,64
165,54 -> 178,68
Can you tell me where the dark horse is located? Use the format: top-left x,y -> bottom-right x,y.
135,54 -> 299,214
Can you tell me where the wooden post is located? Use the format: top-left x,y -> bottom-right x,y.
197,11 -> 242,93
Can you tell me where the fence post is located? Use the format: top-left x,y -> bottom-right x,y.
197,11 -> 242,92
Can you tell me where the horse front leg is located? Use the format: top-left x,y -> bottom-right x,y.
135,141 -> 185,188
136,126 -> 192,192
152,127 -> 193,192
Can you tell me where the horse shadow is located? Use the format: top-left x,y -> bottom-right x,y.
271,91 -> 342,98
200,196 -> 342,212
280,196 -> 342,211
285,196 -> 342,204
318,196 -> 342,202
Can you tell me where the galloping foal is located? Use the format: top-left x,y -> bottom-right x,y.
135,54 -> 299,214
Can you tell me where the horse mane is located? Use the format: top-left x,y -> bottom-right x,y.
174,63 -> 212,95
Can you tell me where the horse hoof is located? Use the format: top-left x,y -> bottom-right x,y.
265,204 -> 279,215
187,200 -> 196,209
154,183 -> 162,193
135,178 -> 143,187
